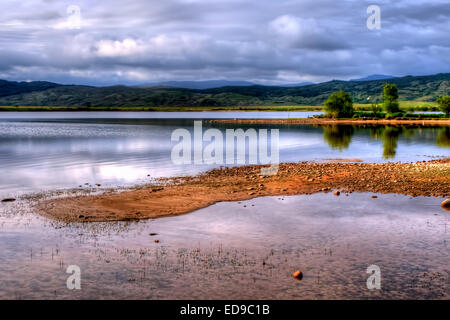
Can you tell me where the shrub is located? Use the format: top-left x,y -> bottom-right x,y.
370,103 -> 382,114
324,90 -> 354,118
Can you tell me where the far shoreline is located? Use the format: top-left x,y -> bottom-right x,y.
210,118 -> 450,125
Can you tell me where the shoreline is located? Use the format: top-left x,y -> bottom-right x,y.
209,118 -> 450,125
0,106 -> 323,112
36,159 -> 450,223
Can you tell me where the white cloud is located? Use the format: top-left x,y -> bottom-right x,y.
96,38 -> 144,57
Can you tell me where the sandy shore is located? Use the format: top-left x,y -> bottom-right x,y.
36,159 -> 450,222
209,118 -> 450,125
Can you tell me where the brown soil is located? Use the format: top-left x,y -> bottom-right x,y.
35,159 -> 450,223
209,119 -> 450,126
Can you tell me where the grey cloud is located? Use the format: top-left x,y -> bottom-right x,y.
0,0 -> 448,85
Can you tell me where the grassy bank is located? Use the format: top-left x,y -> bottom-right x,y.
0,101 -> 443,112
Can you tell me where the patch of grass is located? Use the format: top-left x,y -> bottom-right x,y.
316,110 -> 449,120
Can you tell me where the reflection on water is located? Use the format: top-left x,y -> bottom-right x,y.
322,125 -> 355,150
0,114 -> 448,198
381,126 -> 403,159
436,127 -> 450,148
0,193 -> 448,299
321,125 -> 449,160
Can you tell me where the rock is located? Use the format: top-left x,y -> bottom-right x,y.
247,187 -> 255,191
371,195 -> 378,199
154,239 -> 160,243
248,192 -> 255,195
334,191 -> 340,196
1,198 -> 16,203
78,215 -> 85,218
441,199 -> 450,210
149,233 -> 158,236
293,270 -> 303,280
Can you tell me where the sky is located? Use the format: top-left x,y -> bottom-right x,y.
0,0 -> 449,86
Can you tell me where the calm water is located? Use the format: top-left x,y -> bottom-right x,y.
0,112 -> 448,198
0,112 -> 449,300
0,193 -> 448,299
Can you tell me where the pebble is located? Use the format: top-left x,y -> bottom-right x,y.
441,199 -> 450,210
293,270 -> 303,280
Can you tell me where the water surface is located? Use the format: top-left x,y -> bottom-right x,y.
0,112 -> 448,198
0,193 -> 447,299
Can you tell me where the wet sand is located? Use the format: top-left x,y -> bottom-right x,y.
36,159 -> 450,222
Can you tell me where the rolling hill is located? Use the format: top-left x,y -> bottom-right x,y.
0,73 -> 448,107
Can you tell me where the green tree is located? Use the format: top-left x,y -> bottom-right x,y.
324,90 -> 354,118
382,83 -> 400,113
436,96 -> 450,116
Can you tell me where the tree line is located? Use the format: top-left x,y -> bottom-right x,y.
324,84 -> 450,118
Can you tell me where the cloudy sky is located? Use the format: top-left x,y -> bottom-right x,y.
0,0 -> 449,85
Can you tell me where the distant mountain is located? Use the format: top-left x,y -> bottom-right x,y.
141,80 -> 256,89
351,74 -> 396,82
0,73 -> 448,107
140,80 -> 314,89
0,80 -> 62,98
274,82 -> 314,87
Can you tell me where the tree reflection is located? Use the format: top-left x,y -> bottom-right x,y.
436,127 -> 450,147
322,125 -> 355,150
381,126 -> 403,159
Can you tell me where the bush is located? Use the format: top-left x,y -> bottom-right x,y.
437,96 -> 450,115
370,103 -> 382,114
324,90 -> 354,118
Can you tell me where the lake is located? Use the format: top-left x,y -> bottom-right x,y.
0,112 -> 449,300
0,112 -> 448,198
